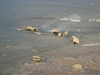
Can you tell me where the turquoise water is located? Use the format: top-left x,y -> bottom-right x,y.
0,0 -> 100,74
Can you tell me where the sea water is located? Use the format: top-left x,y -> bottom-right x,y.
0,0 -> 100,74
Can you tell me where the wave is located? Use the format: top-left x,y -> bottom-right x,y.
41,22 -> 70,32
41,14 -> 82,32
82,43 -> 100,47
60,14 -> 81,22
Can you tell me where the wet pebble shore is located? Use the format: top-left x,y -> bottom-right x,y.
13,52 -> 100,75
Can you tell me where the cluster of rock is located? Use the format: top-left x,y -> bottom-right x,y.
52,29 -> 68,37
17,26 -> 80,45
17,26 -> 80,62
52,29 -> 80,44
17,26 -> 38,32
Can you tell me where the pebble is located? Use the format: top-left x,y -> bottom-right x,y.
58,33 -> 62,37
63,32 -> 68,36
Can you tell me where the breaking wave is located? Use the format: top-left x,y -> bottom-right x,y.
60,14 -> 81,22
82,43 -> 100,47
41,22 -> 70,32
41,14 -> 82,32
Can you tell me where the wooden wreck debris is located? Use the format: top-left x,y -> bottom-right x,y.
33,56 -> 42,62
72,36 -> 80,44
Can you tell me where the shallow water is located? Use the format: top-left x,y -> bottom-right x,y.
0,0 -> 100,75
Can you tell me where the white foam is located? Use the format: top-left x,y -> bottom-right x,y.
60,14 -> 81,22
82,43 -> 99,47
70,19 -> 81,22
60,18 -> 69,21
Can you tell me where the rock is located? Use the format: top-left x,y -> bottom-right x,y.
17,28 -> 21,31
25,26 -> 38,32
58,33 -> 62,37
95,20 -> 100,22
72,36 -> 80,44
33,56 -> 42,62
52,29 -> 59,35
63,32 -> 68,36
31,28 -> 38,32
73,64 -> 83,71
25,26 -> 33,30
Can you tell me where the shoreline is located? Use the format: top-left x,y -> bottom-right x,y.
11,45 -> 100,75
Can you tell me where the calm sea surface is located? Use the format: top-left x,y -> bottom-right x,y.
0,0 -> 100,74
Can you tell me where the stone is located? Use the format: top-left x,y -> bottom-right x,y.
17,28 -> 21,31
31,27 -> 38,32
73,64 -> 83,71
33,56 -> 42,62
63,32 -> 68,36
58,33 -> 62,37
52,29 -> 59,35
72,36 -> 80,44
25,26 -> 38,32
95,20 -> 100,22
